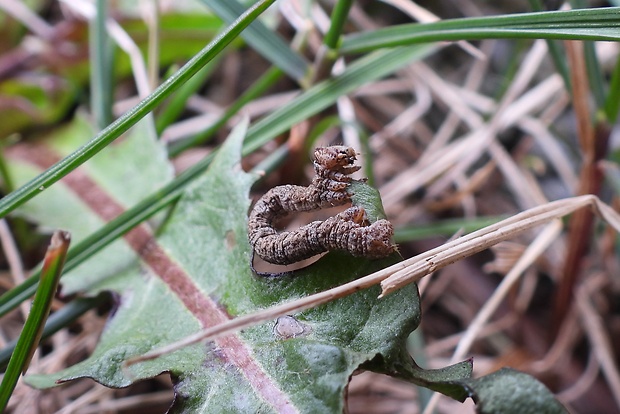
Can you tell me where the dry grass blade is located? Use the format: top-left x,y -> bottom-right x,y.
126,195 -> 620,367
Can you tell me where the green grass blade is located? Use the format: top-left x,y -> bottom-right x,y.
89,0 -> 113,129
569,0 -> 606,108
249,144 -> 289,179
0,147 -> 15,194
583,40 -> 606,109
543,38 -> 571,91
324,0 -> 354,49
341,7 -> 620,54
0,231 -> 70,411
0,0 -> 277,221
313,0 -> 354,82
198,0 -> 309,81
0,278 -> 37,320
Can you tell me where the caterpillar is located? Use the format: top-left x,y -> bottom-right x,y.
248,145 -> 395,266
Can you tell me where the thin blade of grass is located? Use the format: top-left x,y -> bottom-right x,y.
569,1 -> 606,108
583,40 -> 606,108
89,0 -> 113,129
0,231 -> 70,411
324,0 -> 354,49
312,0 -> 354,81
393,216 -> 507,243
527,0 -> 571,90
341,7 -> 620,54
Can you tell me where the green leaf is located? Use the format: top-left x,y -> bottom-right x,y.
349,180 -> 388,223
24,122 -> 471,411
458,368 -> 567,414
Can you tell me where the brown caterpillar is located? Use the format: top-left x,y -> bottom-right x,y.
248,145 -> 395,266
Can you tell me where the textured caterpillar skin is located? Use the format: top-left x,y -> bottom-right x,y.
248,145 -> 395,266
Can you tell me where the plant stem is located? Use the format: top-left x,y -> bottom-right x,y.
324,0 -> 353,49
313,0 -> 353,82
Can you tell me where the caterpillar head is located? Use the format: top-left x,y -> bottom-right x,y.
313,146 -> 357,171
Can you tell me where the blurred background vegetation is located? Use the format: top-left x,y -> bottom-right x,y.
1,0 -> 620,412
